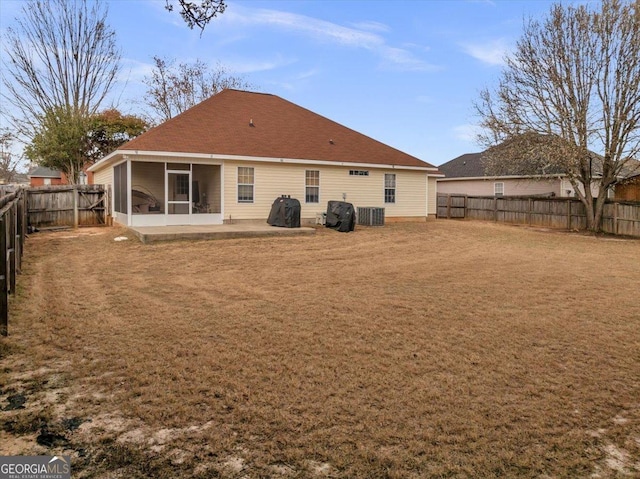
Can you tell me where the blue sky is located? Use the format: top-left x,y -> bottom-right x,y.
1,0 -> 587,166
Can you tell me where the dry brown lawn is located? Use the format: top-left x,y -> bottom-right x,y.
1,220 -> 639,478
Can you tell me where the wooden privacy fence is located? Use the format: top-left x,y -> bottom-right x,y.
437,194 -> 640,237
1,188 -> 27,336
28,184 -> 107,228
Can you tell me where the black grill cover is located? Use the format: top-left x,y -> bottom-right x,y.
267,196 -> 301,228
325,201 -> 356,232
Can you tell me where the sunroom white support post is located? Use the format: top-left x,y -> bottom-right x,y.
164,162 -> 168,220
126,158 -> 132,226
220,163 -> 225,221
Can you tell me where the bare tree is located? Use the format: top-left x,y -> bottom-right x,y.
476,0 -> 640,232
143,56 -> 252,123
1,0 -> 121,138
0,131 -> 24,184
165,0 -> 226,33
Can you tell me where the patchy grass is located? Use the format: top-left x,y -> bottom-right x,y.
1,221 -> 639,478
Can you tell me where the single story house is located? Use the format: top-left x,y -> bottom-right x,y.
28,165 -> 93,187
437,151 -> 601,198
88,89 -> 442,227
28,166 -> 64,187
615,173 -> 640,202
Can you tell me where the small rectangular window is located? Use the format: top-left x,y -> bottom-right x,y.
238,167 -> 254,203
494,182 -> 504,197
175,175 -> 189,196
384,173 -> 396,204
305,170 -> 320,203
349,170 -> 369,176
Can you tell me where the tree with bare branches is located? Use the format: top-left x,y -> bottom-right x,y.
1,0 -> 121,138
165,0 -> 226,33
2,0 -> 121,183
476,0 -> 640,232
143,56 -> 251,123
0,131 -> 24,184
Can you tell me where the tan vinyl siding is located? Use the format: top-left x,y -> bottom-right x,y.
223,160 -> 428,221
437,178 -> 561,196
427,176 -> 437,216
93,167 -> 112,187
560,177 -> 603,198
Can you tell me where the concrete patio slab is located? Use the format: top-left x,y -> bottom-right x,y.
127,223 -> 316,243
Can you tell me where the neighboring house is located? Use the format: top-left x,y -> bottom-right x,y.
88,89 -> 442,227
12,173 -> 30,186
28,165 -> 93,187
615,174 -> 640,202
28,166 -> 64,187
437,151 -> 600,198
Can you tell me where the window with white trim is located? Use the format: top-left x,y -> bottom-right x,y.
305,170 -> 319,203
384,173 -> 396,203
494,182 -> 504,197
237,167 -> 254,203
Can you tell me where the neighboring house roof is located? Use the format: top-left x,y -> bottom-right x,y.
27,166 -> 62,178
12,173 -> 30,185
439,150 -> 637,181
105,89 -> 437,171
437,153 -> 486,178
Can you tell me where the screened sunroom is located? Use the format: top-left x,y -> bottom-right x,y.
112,160 -> 223,226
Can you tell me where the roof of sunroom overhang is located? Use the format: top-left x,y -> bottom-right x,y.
90,89 -> 440,173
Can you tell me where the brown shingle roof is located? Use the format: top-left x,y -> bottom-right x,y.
121,89 -> 436,169
438,152 -> 485,178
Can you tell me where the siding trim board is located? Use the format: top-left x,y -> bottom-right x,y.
89,149 -> 443,174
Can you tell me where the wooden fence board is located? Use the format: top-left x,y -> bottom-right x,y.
0,188 -> 27,336
437,194 -> 640,237
27,185 -> 106,228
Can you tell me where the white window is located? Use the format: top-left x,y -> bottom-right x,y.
305,170 -> 319,203
44,178 -> 52,185
494,182 -> 504,197
237,167 -> 254,203
384,173 -> 396,203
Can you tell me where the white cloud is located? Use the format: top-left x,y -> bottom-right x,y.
224,55 -> 297,74
460,38 -> 509,66
118,58 -> 156,85
222,5 -> 438,72
349,20 -> 391,33
295,68 -> 320,80
466,0 -> 497,6
453,124 -> 482,143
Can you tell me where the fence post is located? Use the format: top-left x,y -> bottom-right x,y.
528,198 -> 532,226
0,216 -> 7,336
613,202 -> 618,235
567,199 -> 571,230
73,184 -> 79,228
446,194 -> 451,219
494,197 -> 498,222
8,203 -> 16,295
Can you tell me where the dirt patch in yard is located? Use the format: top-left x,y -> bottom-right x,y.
1,221 -> 639,478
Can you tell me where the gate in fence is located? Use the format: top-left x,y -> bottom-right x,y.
0,188 -> 27,336
437,194 -> 466,219
28,184 -> 107,228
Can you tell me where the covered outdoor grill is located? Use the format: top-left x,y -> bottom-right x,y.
267,196 -> 301,228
